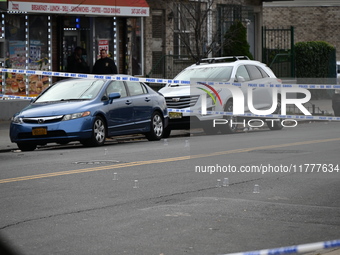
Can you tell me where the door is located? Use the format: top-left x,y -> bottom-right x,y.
245,65 -> 273,109
125,81 -> 153,130
105,81 -> 135,134
60,16 -> 91,72
235,64 -> 272,112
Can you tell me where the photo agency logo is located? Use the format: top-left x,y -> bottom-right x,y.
198,82 -> 312,128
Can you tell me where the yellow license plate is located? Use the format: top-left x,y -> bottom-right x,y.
169,112 -> 182,119
32,127 -> 47,136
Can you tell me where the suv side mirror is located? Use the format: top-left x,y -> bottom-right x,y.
235,75 -> 246,82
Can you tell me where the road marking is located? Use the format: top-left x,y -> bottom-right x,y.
1,137 -> 340,184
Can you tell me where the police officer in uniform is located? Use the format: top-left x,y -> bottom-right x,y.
92,49 -> 118,74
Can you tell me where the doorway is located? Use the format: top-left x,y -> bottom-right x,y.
58,16 -> 92,72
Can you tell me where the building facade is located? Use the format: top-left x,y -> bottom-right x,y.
1,0 -> 266,97
263,0 -> 340,59
144,0 -> 265,79
1,0 -> 149,97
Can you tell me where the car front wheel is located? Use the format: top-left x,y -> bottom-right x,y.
220,100 -> 238,134
146,112 -> 164,141
81,116 -> 106,147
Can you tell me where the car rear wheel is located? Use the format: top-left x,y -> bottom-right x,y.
81,116 -> 106,147
146,112 -> 163,141
17,143 -> 37,151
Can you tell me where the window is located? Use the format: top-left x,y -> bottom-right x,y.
245,65 -> 263,80
217,4 -> 253,56
175,66 -> 233,83
106,81 -> 127,98
257,66 -> 270,78
126,81 -> 147,96
235,65 -> 250,81
173,3 -> 192,56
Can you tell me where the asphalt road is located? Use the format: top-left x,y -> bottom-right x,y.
0,121 -> 340,255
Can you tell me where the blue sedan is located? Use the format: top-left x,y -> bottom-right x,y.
10,77 -> 168,151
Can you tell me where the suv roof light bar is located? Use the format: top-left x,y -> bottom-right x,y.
197,56 -> 250,65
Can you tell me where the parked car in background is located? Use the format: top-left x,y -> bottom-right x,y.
332,61 -> 340,116
10,77 -> 168,151
159,56 -> 283,137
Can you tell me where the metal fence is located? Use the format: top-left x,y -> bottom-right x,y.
262,26 -> 295,78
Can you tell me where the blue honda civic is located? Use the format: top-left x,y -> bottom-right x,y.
10,77 -> 168,151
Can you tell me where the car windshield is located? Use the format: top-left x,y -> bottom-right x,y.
174,66 -> 233,85
35,79 -> 105,103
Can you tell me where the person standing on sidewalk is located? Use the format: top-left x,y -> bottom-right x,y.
66,46 -> 89,74
92,49 -> 118,74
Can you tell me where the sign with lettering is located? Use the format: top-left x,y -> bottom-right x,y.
8,0 -> 149,16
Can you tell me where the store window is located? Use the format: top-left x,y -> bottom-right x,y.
5,15 -> 25,69
4,14 -> 51,97
62,16 -> 91,73
5,14 -> 26,96
28,15 -> 51,96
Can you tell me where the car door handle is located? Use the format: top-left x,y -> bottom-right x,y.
125,100 -> 132,105
145,97 -> 151,102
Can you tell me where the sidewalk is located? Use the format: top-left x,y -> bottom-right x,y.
0,99 -> 335,152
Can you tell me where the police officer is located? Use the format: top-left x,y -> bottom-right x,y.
92,49 -> 118,74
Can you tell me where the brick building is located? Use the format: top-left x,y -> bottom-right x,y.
263,0 -> 340,59
144,0 -> 267,79
1,0 -> 269,97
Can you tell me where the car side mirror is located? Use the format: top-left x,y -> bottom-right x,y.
108,92 -> 121,104
236,76 -> 246,82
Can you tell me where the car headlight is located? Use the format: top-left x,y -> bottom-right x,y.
62,111 -> 91,121
11,116 -> 23,124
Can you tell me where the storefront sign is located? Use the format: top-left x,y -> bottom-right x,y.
98,40 -> 109,53
8,0 -> 149,16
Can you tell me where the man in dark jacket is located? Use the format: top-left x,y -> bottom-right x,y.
92,49 -> 118,74
66,46 -> 89,74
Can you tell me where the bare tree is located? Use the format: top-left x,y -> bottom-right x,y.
164,0 -> 247,62
170,0 -> 214,62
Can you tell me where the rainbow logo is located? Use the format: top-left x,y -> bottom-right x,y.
196,82 -> 222,105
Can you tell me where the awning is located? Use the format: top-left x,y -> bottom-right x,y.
8,0 -> 149,16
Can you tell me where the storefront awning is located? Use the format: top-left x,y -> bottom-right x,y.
8,0 -> 149,16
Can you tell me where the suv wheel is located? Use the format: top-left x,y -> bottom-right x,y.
220,101 -> 238,134
266,98 -> 283,130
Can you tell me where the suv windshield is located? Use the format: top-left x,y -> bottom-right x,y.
174,66 -> 233,85
35,79 -> 105,103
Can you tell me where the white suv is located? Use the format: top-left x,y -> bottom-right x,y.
159,56 -> 283,137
